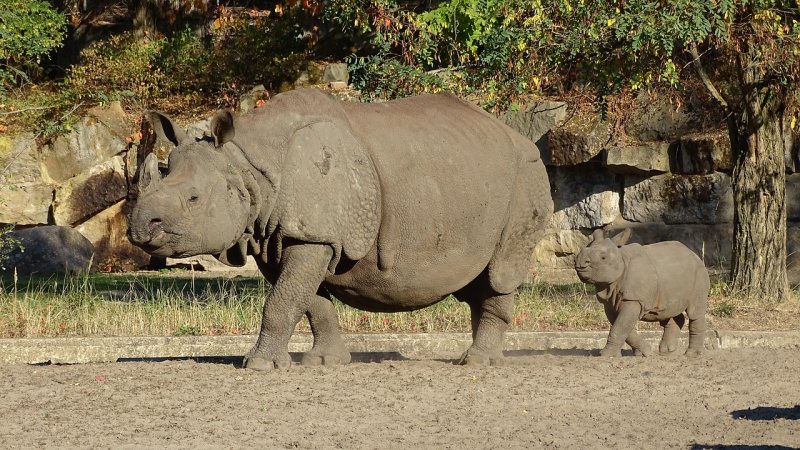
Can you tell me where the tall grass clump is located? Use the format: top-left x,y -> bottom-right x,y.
0,274 -> 267,338
2,274 -> 798,338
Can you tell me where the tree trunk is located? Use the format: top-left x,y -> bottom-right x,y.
729,59 -> 789,302
132,0 -> 157,40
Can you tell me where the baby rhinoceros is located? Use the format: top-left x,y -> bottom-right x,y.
574,229 -> 710,357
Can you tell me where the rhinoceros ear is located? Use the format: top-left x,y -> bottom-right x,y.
610,228 -> 631,247
210,110 -> 235,148
145,111 -> 191,146
591,229 -> 605,243
138,153 -> 162,194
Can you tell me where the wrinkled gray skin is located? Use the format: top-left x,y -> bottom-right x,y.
574,229 -> 710,357
129,89 -> 553,370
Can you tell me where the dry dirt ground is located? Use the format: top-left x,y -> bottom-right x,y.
1,348 -> 799,449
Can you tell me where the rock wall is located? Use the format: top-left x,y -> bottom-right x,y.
0,102 -> 149,271
528,95 -> 800,284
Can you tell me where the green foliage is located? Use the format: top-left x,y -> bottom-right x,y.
65,8 -> 312,111
346,0 -> 799,113
0,225 -> 21,271
208,8 -> 309,90
173,323 -> 202,336
710,300 -> 737,318
66,30 -> 209,107
347,55 -> 449,99
0,0 -> 66,90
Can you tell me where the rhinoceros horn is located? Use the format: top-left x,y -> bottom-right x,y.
138,153 -> 161,194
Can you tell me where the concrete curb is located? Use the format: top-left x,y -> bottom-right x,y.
1,330 -> 798,365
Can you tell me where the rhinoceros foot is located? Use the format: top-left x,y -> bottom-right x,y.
243,354 -> 292,371
301,348 -> 352,366
599,346 -> 623,357
457,348 -> 505,366
659,341 -> 680,355
684,348 -> 703,358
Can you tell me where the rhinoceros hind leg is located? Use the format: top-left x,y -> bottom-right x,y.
659,314 -> 685,355
301,294 -> 351,366
454,284 -> 513,366
684,314 -> 707,358
684,290 -> 709,357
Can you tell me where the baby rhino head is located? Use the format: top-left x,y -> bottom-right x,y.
574,229 -> 631,285
128,111 -> 252,259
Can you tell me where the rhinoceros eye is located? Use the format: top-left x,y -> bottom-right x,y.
188,195 -> 199,203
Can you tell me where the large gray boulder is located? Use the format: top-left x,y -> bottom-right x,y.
0,133 -> 55,225
670,132 -> 732,174
786,127 -> 799,173
604,142 -> 670,175
607,221 -> 733,268
40,102 -> 131,184
1,226 -> 95,275
503,100 -> 567,146
623,172 -> 733,224
74,200 -> 150,272
624,92 -> 700,141
787,174 -> 800,221
532,229 -> 591,272
788,225 -> 800,285
541,115 -> 610,166
52,157 -> 128,226
549,164 -> 620,229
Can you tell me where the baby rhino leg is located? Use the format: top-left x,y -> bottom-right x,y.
603,302 -> 650,357
658,314 -> 685,355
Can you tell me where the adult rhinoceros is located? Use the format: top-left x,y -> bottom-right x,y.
129,88 -> 553,370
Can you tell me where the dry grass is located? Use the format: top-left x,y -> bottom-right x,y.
0,273 -> 797,338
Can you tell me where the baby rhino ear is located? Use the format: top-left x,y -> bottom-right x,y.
210,110 -> 235,148
610,228 -> 631,247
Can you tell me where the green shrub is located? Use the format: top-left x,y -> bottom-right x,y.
0,0 -> 66,90
66,33 -> 173,105
208,8 -> 309,90
348,55 -> 449,99
0,225 -> 21,271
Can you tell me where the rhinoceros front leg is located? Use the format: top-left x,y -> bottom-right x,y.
245,244 -> 333,371
602,302 -> 650,357
301,293 -> 351,366
457,292 -> 513,366
600,301 -> 641,357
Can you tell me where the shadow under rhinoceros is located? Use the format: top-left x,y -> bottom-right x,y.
503,348 -> 640,357
116,351 -> 408,368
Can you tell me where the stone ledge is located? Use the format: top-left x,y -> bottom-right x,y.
1,331 -> 798,365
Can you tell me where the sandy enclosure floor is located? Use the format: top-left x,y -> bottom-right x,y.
1,348 -> 799,449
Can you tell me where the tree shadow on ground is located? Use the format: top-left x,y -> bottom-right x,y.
690,446 -> 798,450
688,407 -> 800,450
730,405 -> 800,421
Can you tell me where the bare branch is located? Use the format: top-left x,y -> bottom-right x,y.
687,43 -> 729,111
0,105 -> 56,116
